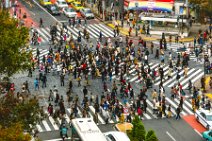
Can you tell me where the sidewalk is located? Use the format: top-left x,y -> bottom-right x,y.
194,74 -> 212,99
107,20 -> 195,42
9,1 -> 38,28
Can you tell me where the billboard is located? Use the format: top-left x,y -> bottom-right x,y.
125,0 -> 174,12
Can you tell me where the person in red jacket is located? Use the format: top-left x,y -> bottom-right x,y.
137,107 -> 143,120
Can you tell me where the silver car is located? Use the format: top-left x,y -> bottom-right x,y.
80,8 -> 94,19
63,7 -> 77,18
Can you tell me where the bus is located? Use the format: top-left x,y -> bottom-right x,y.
70,118 -> 108,141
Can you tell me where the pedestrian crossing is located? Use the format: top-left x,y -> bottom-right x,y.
33,96 -> 195,133
31,48 -> 204,89
152,41 -> 208,63
34,23 -> 114,43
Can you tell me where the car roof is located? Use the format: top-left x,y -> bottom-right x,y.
198,108 -> 212,115
104,131 -> 130,141
83,8 -> 90,10
73,1 -> 81,4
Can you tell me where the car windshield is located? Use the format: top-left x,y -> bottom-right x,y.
106,134 -> 116,141
61,1 -> 66,4
85,9 -> 92,13
75,3 -> 82,7
206,115 -> 212,121
51,6 -> 57,10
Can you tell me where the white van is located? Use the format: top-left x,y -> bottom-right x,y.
104,131 -> 130,141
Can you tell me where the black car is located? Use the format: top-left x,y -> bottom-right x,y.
46,4 -> 60,15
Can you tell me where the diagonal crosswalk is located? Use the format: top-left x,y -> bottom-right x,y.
30,48 -> 204,89
152,41 -> 208,63
34,23 -> 114,44
33,96 -> 194,133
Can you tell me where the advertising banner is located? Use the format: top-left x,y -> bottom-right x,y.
125,0 -> 174,12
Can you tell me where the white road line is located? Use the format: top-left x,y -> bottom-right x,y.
44,111 -> 59,130
143,112 -> 151,119
41,28 -> 51,38
166,131 -> 177,141
184,100 -> 192,109
183,71 -> 204,89
32,0 -> 60,23
165,97 -> 186,116
99,24 -> 114,35
44,137 -> 71,141
162,69 -> 185,86
90,24 -> 109,37
36,124 -> 43,132
94,24 -> 113,37
42,120 -> 51,131
174,99 -> 193,115
89,106 -> 106,124
36,28 -> 49,42
194,129 -> 202,137
86,26 -> 99,38
168,68 -> 195,87
179,69 -> 201,86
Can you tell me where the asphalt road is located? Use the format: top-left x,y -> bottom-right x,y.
143,118 -> 204,141
10,1 -> 208,141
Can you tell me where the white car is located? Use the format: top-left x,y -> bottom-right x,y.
195,108 -> 212,130
80,8 -> 94,19
55,0 -> 68,9
63,7 -> 77,18
104,131 -> 130,141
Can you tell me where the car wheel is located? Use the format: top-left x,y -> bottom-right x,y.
196,117 -> 199,122
206,125 -> 210,130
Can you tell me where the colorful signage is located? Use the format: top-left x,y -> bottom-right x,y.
125,0 -> 175,12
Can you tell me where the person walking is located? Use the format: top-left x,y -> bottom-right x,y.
60,73 -> 65,86
42,74 -> 47,88
39,18 -> 43,28
176,105 -> 181,120
34,78 -> 39,91
48,89 -> 54,101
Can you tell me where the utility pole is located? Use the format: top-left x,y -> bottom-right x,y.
102,0 -> 105,21
185,0 -> 188,18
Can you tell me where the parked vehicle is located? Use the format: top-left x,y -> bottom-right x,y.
55,0 -> 68,9
63,7 -> 77,18
46,4 -> 60,15
39,0 -> 52,7
71,1 -> 83,11
80,8 -> 94,19
195,108 -> 212,130
202,130 -> 212,141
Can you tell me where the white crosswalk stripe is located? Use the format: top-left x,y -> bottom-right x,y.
33,95 -> 194,133
33,24 -> 114,44
29,48 -> 204,88
153,41 -> 209,63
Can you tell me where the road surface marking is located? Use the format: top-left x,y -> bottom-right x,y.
194,129 -> 202,137
44,137 -> 71,141
166,131 -> 177,141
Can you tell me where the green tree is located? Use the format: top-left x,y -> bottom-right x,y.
127,116 -> 158,141
0,92 -> 44,132
189,0 -> 212,20
0,9 -> 31,76
0,122 -> 31,141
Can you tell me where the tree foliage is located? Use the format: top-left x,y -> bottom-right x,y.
0,93 -> 44,132
0,9 -> 31,76
127,116 -> 158,141
189,0 -> 212,17
0,122 -> 31,141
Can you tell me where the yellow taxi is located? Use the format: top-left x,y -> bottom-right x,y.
115,122 -> 133,133
66,0 -> 75,4
39,0 -> 52,6
71,1 -> 83,11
